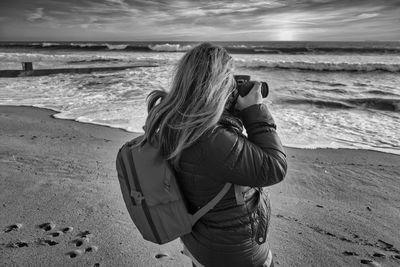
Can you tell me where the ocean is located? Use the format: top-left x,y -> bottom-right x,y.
0,41 -> 399,155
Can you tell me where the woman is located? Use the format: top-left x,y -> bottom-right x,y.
142,43 -> 287,267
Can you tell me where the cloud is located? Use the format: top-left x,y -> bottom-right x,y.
357,13 -> 380,19
104,0 -> 130,10
27,7 -> 44,22
341,12 -> 380,22
1,0 -> 400,41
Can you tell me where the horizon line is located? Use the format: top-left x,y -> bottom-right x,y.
1,40 -> 400,43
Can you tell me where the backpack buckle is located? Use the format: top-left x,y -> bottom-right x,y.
131,190 -> 145,204
163,180 -> 171,191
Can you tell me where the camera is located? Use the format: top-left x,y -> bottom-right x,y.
234,75 -> 269,98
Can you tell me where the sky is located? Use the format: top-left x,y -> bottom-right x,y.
0,0 -> 399,41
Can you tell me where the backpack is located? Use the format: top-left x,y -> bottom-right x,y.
116,135 -> 232,244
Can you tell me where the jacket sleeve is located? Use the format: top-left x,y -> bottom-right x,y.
200,104 -> 287,187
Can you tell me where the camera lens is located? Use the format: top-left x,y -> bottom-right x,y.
234,75 -> 269,98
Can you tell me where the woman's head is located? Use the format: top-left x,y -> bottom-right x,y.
169,42 -> 235,123
143,42 -> 235,166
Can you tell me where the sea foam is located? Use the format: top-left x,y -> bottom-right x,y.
237,60 -> 400,72
1,46 -> 399,155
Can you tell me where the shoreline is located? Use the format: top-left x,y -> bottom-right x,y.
2,104 -> 399,157
1,105 -> 399,266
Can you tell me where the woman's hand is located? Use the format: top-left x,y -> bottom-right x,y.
235,81 -> 263,111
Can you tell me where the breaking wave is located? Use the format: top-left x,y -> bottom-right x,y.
2,41 -> 400,55
280,97 -> 400,111
365,90 -> 399,96
239,60 -> 400,72
148,43 -> 193,52
105,44 -> 128,50
345,98 -> 400,111
306,79 -> 347,87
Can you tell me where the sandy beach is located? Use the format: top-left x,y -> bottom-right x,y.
1,105 -> 399,267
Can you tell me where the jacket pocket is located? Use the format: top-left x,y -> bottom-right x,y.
254,189 -> 271,245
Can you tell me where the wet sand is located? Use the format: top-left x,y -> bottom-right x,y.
1,105 -> 399,267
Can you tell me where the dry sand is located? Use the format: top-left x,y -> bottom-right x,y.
0,105 -> 399,267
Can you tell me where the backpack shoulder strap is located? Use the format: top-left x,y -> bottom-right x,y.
190,183 -> 232,225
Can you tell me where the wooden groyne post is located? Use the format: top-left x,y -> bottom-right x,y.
0,64 -> 159,77
22,62 -> 33,71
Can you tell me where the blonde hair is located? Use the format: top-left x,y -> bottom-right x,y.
142,42 -> 235,167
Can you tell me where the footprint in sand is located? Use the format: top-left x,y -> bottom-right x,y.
4,223 -> 23,233
378,239 -> 400,254
36,238 -> 59,246
3,222 -> 60,249
77,230 -> 93,238
37,223 -> 74,246
6,241 -> 29,248
71,238 -> 86,247
3,222 -> 80,252
342,251 -> 358,256
62,227 -> 73,233
360,259 -> 381,266
66,230 -> 98,259
155,253 -> 169,259
38,222 -> 56,231
48,230 -> 63,237
372,252 -> 386,258
85,245 -> 98,253
66,249 -> 83,258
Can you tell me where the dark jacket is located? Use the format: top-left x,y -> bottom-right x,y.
177,104 -> 287,267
